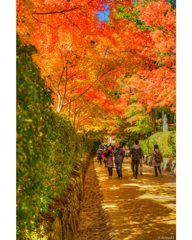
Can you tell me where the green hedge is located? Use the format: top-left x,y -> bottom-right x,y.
139,131 -> 176,158
17,36 -> 93,239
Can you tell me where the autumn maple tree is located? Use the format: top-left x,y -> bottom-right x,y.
17,0 -> 176,132
103,0 -> 176,135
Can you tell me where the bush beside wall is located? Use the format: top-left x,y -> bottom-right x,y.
17,36 -> 94,239
139,131 -> 176,158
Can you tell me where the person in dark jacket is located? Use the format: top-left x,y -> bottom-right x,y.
97,146 -> 103,166
104,145 -> 114,178
130,140 -> 143,179
113,142 -> 125,179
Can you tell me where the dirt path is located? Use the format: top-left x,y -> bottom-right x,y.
76,157 -> 176,240
75,159 -> 112,240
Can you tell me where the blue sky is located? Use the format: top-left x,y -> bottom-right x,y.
97,4 -> 110,22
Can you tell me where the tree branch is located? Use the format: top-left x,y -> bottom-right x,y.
63,12 -> 83,33
32,14 -> 64,29
62,66 -> 114,107
33,0 -> 94,15
33,6 -> 80,15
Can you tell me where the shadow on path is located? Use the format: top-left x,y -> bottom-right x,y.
76,157 -> 176,240
75,160 -> 112,240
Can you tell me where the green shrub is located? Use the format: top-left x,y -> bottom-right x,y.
16,36 -> 93,239
139,131 -> 176,158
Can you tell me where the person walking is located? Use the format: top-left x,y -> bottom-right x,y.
130,140 -> 143,179
113,142 -> 125,179
150,144 -> 163,177
138,144 -> 144,175
124,145 -> 129,159
104,145 -> 114,178
97,146 -> 103,166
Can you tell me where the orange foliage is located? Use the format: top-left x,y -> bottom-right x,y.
17,0 -> 176,130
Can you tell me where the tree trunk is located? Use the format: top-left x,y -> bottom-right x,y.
149,111 -> 157,133
57,94 -> 62,112
68,103 -> 71,118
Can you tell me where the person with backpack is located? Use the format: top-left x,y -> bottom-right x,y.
113,142 -> 125,179
103,145 -> 114,178
130,140 -> 144,179
97,146 -> 103,166
150,144 -> 163,177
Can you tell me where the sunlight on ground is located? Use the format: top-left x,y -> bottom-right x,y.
121,183 -> 140,187
164,182 -> 176,185
151,213 -> 176,225
102,203 -> 118,209
139,185 -> 155,188
137,193 -> 176,225
138,194 -> 175,201
109,186 -> 120,190
124,166 -> 132,170
99,176 -> 110,181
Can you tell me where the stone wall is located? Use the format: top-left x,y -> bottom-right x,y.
48,155 -> 90,240
144,155 -> 176,175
